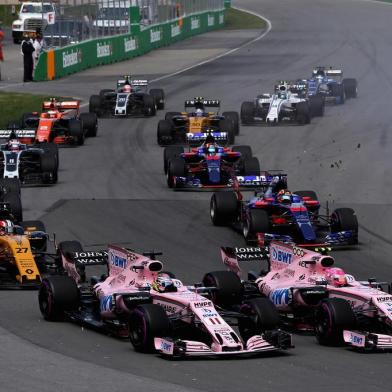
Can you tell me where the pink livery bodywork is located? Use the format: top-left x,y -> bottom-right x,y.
222,242 -> 392,350
69,244 -> 289,357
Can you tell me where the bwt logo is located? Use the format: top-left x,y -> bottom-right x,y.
350,334 -> 363,345
110,254 -> 126,268
272,248 -> 293,264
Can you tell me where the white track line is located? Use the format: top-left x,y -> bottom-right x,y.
150,7 -> 272,83
1,7 -> 271,107
79,8 -> 271,108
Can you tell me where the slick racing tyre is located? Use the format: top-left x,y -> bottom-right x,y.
202,271 -> 243,307
149,88 -> 165,110
58,240 -> 84,260
40,143 -> 59,170
315,298 -> 356,345
157,120 -> 173,146
296,102 -> 311,124
331,84 -> 345,104
164,112 -> 182,122
242,157 -> 260,176
219,119 -> 235,144
232,145 -> 253,160
210,192 -> 238,226
239,298 -> 280,342
21,112 -> 40,128
99,89 -> 114,99
129,304 -> 172,352
309,95 -> 325,117
243,209 -> 270,243
330,208 -> 358,242
0,177 -> 21,195
40,152 -> 58,184
0,179 -> 22,222
222,111 -> 240,135
240,101 -> 255,124
343,78 -> 358,98
80,112 -> 98,137
143,94 -> 156,116
68,119 -> 84,146
163,146 -> 183,174
39,276 -> 79,321
89,95 -> 102,117
167,158 -> 185,188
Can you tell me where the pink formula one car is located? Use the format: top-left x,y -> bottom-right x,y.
210,242 -> 392,351
38,241 -> 292,358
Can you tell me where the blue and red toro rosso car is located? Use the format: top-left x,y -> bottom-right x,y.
210,174 -> 358,245
164,137 -> 261,190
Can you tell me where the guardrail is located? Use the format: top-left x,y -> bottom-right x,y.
34,6 -> 225,81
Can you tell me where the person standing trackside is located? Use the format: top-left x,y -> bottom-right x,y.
33,34 -> 43,70
21,32 -> 35,82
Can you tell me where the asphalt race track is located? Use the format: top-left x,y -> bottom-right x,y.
1,1 -> 392,391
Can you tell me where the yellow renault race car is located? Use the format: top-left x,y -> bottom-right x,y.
0,219 -> 48,289
157,97 -> 239,146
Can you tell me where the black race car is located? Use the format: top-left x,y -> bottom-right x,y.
89,76 -> 165,118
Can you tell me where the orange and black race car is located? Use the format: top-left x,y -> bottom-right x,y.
157,97 -> 239,146
2,99 -> 98,146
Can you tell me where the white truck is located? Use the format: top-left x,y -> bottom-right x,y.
12,2 -> 56,44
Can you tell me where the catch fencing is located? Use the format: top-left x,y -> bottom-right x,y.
43,0 -> 224,47
35,2 -> 226,81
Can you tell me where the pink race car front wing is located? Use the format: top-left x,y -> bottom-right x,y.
343,330 -> 392,350
154,331 -> 293,357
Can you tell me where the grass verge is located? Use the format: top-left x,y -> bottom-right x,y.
0,91 -> 60,128
224,7 -> 266,30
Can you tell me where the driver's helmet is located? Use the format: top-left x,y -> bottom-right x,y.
7,139 -> 21,151
195,108 -> 204,117
325,267 -> 347,287
277,189 -> 292,204
123,84 -> 132,93
152,275 -> 177,293
206,143 -> 216,156
47,110 -> 57,118
0,220 -> 14,235
278,92 -> 287,99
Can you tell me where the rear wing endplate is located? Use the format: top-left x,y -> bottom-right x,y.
221,246 -> 267,275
